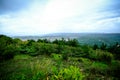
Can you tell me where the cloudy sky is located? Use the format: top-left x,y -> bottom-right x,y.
0,0 -> 120,36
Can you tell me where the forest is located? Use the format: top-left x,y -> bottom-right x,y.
0,34 -> 120,80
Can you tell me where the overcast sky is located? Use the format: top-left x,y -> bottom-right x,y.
0,0 -> 120,36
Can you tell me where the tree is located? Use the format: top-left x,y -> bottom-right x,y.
52,39 -> 59,44
93,44 -> 98,50
27,39 -> 35,46
67,39 -> 80,47
100,43 -> 107,50
0,35 -> 17,60
107,42 -> 120,60
37,39 -> 43,43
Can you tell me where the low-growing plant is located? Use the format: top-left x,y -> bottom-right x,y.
2,44 -> 18,60
29,57 -> 54,79
89,49 -> 113,63
88,62 -> 109,75
51,53 -> 63,69
109,60 -> 120,78
51,53 -> 62,60
14,54 -> 31,60
51,66 -> 85,80
10,73 -> 27,80
32,71 -> 45,80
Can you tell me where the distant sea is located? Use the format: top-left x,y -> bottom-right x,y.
12,33 -> 120,46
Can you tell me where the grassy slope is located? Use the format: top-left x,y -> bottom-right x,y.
0,54 -> 119,80
0,35 -> 120,80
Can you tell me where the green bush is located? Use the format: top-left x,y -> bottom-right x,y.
61,47 -> 72,61
56,44 -> 64,54
89,49 -> 113,63
100,43 -> 107,50
51,66 -> 85,80
80,45 -> 91,58
93,44 -> 98,50
37,43 -> 57,56
2,45 -> 17,60
109,60 -> 120,78
52,38 -> 80,47
10,73 -> 27,80
51,53 -> 62,61
29,57 -> 54,80
70,47 -> 83,57
0,35 -> 16,60
88,62 -> 109,75
32,71 -> 45,80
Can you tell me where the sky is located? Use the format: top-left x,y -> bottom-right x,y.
0,0 -> 120,36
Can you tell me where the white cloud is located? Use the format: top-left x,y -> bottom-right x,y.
0,0 -> 119,35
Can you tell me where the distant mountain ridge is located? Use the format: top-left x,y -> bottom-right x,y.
43,33 -> 120,37
12,33 -> 120,45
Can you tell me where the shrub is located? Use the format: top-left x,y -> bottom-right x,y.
51,66 -> 85,80
30,58 -> 54,80
61,47 -> 72,61
100,43 -> 107,50
14,54 -> 31,60
109,60 -> 120,78
107,42 -> 120,60
10,73 -> 27,80
0,35 -> 16,60
37,43 -> 57,56
51,53 -> 62,61
32,71 -> 45,80
89,49 -> 113,63
81,45 -> 91,57
27,39 -> 35,46
67,39 -> 80,47
88,62 -> 109,75
0,44 -> 18,60
56,44 -> 64,54
93,44 -> 99,50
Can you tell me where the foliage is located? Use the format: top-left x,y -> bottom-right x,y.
27,39 -> 35,46
9,73 -> 27,80
88,62 -> 109,75
52,38 -> 80,47
89,49 -> 113,63
29,57 -> 55,80
51,66 -> 84,80
51,53 -> 62,61
109,60 -> 120,78
100,43 -> 107,50
14,54 -> 31,60
0,35 -> 17,60
2,44 -> 17,60
93,42 -> 120,60
107,42 -> 120,60
37,39 -> 50,43
93,44 -> 98,50
0,35 -> 120,79
67,38 -> 80,47
36,43 -> 57,55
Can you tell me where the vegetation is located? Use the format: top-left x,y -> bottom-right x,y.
0,35 -> 120,80
93,42 -> 120,60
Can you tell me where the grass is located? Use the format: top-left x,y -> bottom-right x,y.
0,55 -> 33,80
0,55 -> 73,79
1,34 -> 120,79
89,49 -> 113,63
88,62 -> 109,75
14,54 -> 32,60
0,54 -> 119,80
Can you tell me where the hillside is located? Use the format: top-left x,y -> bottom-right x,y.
0,34 -> 120,80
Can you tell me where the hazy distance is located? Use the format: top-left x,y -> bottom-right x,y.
0,0 -> 120,36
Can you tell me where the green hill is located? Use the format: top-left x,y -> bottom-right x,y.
0,35 -> 120,80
